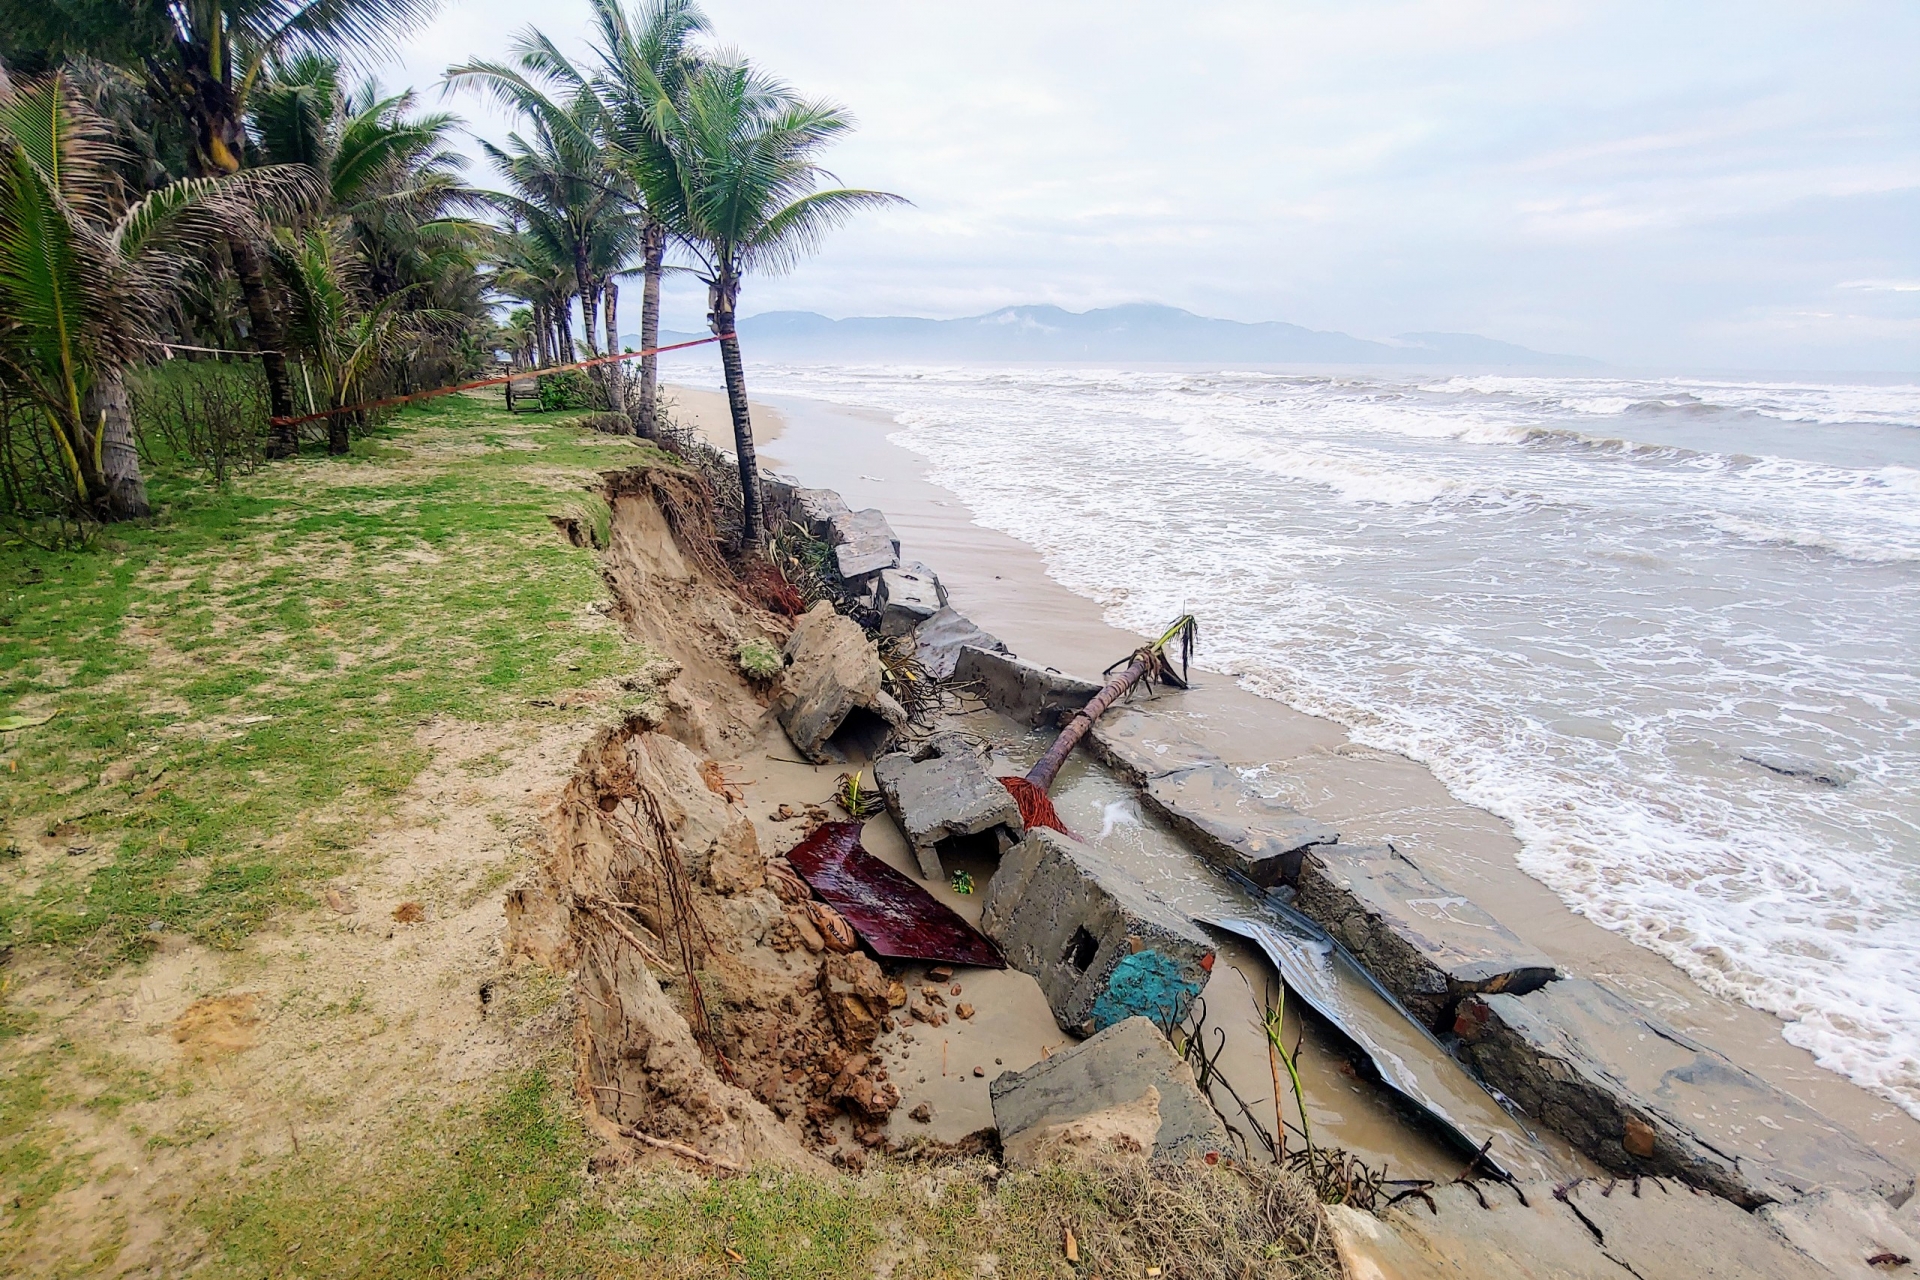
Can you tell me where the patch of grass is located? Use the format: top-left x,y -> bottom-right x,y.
199,1067 -> 1335,1280
0,395 -> 664,973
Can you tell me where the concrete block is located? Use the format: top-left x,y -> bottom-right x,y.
876,564 -> 944,637
989,1016 -> 1227,1167
912,607 -> 1008,680
788,485 -> 851,543
1456,978 -> 1914,1208
981,828 -> 1214,1036
873,739 -> 1023,882
830,507 -> 900,580
951,645 -> 1100,729
775,602 -> 907,762
1295,842 -> 1556,1027
1142,762 -> 1338,888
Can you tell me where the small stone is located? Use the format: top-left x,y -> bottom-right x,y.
956,1002 -> 975,1020
887,981 -> 908,1009
929,965 -> 954,982
1624,1116 -> 1657,1159
973,1066 -> 985,1077
950,984 -> 962,997
910,1102 -> 933,1123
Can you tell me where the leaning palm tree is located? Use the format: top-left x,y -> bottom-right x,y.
0,72 -> 301,519
636,57 -> 903,540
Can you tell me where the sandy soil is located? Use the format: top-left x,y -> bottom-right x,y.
661,384 -> 786,455
750,390 -> 1920,1175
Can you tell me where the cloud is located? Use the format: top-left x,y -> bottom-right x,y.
393,0 -> 1920,371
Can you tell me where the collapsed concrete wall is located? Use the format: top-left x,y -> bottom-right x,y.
981,828 -> 1214,1036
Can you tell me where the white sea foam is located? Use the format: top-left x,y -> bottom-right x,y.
709,359 -> 1920,1119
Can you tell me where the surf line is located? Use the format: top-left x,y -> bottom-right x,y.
266,335 -> 724,429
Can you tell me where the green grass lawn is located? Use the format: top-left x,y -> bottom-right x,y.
1,394 -> 660,976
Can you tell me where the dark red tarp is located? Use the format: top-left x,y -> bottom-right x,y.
784,821 -> 1005,969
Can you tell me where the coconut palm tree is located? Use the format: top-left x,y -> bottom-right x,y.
448,47 -> 638,406
12,0 -> 445,441
626,57 -> 902,540
0,71 -> 301,520
580,0 -> 707,436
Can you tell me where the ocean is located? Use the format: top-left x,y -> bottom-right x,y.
671,359 -> 1920,1120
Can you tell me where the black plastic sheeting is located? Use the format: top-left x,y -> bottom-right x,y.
785,821 -> 1005,969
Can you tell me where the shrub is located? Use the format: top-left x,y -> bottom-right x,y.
535,371 -> 598,412
736,638 -> 784,681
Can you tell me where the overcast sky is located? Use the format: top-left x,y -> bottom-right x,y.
388,0 -> 1919,372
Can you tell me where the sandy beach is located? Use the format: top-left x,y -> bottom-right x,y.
661,384 -> 787,454
710,384 -> 1920,1174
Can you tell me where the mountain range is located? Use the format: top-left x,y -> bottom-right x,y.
633,303 -> 1599,367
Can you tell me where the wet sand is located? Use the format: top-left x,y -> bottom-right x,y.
749,389 -> 1920,1173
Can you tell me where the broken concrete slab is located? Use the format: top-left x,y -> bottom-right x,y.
989,1015 -> 1227,1167
1564,1177 -> 1837,1280
910,607 -> 1008,680
829,507 -> 901,580
981,827 -> 1213,1036
1456,977 -> 1914,1208
876,564 -> 944,637
1741,748 -> 1858,788
1085,699 -> 1224,786
774,601 -> 906,762
1757,1188 -> 1920,1278
790,486 -> 853,543
873,740 -> 1023,882
951,645 -> 1100,729
1294,842 -> 1557,1027
1142,761 -> 1338,887
1327,1178 -> 1833,1280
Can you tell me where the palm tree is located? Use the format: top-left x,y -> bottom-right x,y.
628,57 -> 902,540
0,71 -> 298,518
250,55 -> 486,449
581,0 -> 707,436
16,0 -> 445,443
448,46 -> 636,406
277,221 -> 414,453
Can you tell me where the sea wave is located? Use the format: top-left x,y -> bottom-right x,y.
685,356 -> 1920,1115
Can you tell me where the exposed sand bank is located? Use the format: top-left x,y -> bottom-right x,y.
749,389 -> 1920,1174
661,383 -> 786,454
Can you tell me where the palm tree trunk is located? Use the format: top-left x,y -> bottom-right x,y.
85,369 -> 150,520
555,298 -> 575,364
327,411 -> 350,455
1026,651 -> 1155,793
603,280 -> 623,413
709,274 -> 762,544
230,238 -> 298,458
638,223 -> 665,436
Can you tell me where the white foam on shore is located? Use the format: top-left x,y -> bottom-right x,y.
714,361 -> 1920,1120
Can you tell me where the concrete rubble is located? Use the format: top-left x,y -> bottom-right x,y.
1293,841 -> 1558,1028
952,644 -> 1101,728
1326,1177 -> 1850,1280
876,562 -> 945,636
1143,761 -> 1340,887
910,607 -> 1009,679
829,507 -> 902,580
774,601 -> 906,762
1455,977 -> 1914,1208
981,827 -> 1214,1035
873,733 -> 1024,882
988,1015 -> 1228,1168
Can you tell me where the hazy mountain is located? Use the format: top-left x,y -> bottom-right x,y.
631,303 -> 1599,367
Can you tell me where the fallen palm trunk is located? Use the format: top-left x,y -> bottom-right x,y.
999,615 -> 1198,835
